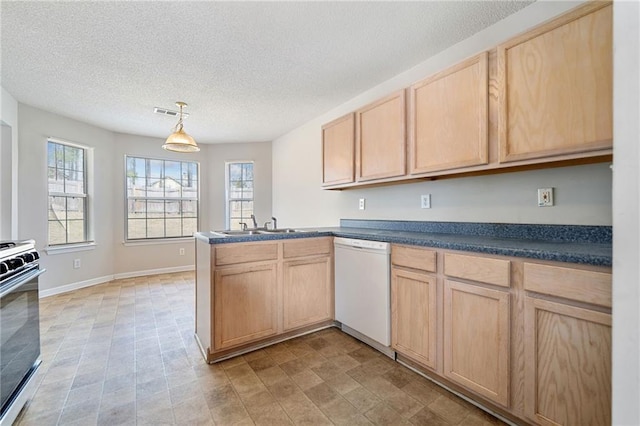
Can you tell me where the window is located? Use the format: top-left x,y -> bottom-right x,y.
125,156 -> 198,240
226,162 -> 254,230
47,140 -> 90,246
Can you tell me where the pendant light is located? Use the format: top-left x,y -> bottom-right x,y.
162,102 -> 200,152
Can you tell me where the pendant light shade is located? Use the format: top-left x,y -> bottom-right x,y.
162,102 -> 200,152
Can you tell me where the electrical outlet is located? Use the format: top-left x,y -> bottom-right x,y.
538,188 -> 554,207
179,248 -> 185,256
359,198 -> 365,210
421,194 -> 431,209
73,259 -> 81,269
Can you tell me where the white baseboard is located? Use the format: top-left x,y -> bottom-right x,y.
40,274 -> 115,298
113,265 -> 194,280
39,265 -> 194,298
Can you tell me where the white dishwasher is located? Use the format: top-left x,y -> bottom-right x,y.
334,237 -> 394,357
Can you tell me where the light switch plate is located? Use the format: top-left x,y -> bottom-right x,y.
538,188 -> 554,207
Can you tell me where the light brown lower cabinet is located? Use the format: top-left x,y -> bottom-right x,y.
213,263 -> 278,350
283,256 -> 333,331
197,237 -> 335,361
391,268 -> 437,370
524,296 -> 611,426
443,279 -> 510,407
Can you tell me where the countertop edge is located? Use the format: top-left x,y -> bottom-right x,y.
194,228 -> 612,267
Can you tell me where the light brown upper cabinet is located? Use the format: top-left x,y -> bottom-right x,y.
409,53 -> 489,174
356,90 -> 406,181
322,113 -> 355,186
497,2 -> 612,163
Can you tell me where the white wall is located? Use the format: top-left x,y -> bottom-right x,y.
272,0 -> 614,228
612,1 -> 640,424
17,106 -> 272,291
1,87 -> 19,240
18,104 -> 117,292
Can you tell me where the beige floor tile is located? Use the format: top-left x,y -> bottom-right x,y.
16,272 -> 505,426
427,395 -> 471,424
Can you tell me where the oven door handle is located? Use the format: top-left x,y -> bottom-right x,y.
0,267 -> 46,298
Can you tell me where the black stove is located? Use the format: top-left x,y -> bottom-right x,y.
0,239 -> 44,426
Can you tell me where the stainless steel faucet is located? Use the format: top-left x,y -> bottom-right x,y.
239,222 -> 248,231
271,216 -> 278,230
250,214 -> 258,229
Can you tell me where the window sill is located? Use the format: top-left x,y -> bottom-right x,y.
122,237 -> 194,247
45,242 -> 96,255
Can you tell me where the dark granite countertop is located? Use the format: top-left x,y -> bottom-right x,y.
195,220 -> 612,267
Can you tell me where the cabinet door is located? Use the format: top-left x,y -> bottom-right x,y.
391,268 -> 437,370
356,90 -> 406,181
498,3 -> 612,163
408,53 -> 488,174
213,263 -> 278,350
524,296 -> 611,426
283,256 -> 332,331
322,113 -> 355,186
443,279 -> 510,406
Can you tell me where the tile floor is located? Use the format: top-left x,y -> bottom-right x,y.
16,272 -> 505,425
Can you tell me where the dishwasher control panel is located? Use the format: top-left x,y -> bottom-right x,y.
334,237 -> 390,252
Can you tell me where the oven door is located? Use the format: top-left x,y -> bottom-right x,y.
0,266 -> 45,418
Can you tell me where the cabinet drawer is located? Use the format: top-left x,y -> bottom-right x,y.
215,243 -> 278,266
524,263 -> 612,308
391,245 -> 436,272
283,237 -> 331,259
444,253 -> 510,288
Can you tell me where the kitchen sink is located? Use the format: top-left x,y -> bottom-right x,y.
210,229 -> 317,237
258,228 -> 304,234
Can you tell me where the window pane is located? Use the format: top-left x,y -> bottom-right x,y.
67,197 -> 84,220
67,220 -> 85,243
229,181 -> 243,199
47,143 -> 56,167
164,178 -> 182,198
229,163 -> 242,181
125,157 -> 198,240
55,144 -> 64,168
165,219 -> 182,237
147,219 -> 164,238
147,200 -> 164,219
183,218 -> 197,236
47,141 -> 89,246
65,171 -> 84,194
49,196 -> 67,221
182,201 -> 197,217
165,161 -> 181,180
165,200 -> 181,218
127,219 -> 146,239
128,199 -> 146,219
149,159 -> 163,178
64,145 -> 83,171
243,163 -> 253,181
48,219 -> 66,245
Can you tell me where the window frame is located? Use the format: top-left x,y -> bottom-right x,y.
47,138 -> 93,247
225,161 -> 255,230
124,155 -> 200,242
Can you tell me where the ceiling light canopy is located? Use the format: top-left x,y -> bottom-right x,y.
162,102 -> 200,153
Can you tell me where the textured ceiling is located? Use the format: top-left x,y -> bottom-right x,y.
1,1 -> 533,144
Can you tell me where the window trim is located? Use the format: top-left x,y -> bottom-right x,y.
124,155 -> 200,242
46,137 -> 94,248
225,161 -> 255,230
